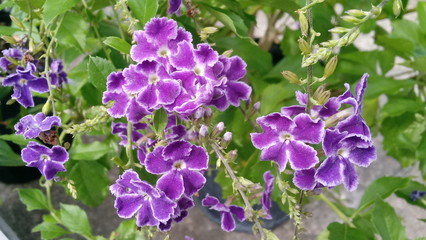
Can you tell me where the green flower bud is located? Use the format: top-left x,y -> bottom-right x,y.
341,15 -> 362,24
200,27 -> 218,41
10,16 -> 26,30
222,49 -> 233,57
312,85 -> 331,105
345,9 -> 368,17
1,35 -> 17,45
393,0 -> 403,17
282,71 -> 302,85
299,12 -> 309,36
347,29 -> 361,45
321,40 -> 338,48
323,55 -> 338,78
298,38 -> 311,55
328,27 -> 351,34
42,99 -> 51,115
371,5 -> 382,17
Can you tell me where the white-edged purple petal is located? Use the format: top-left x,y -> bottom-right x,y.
185,145 -> 208,170
225,81 -> 252,106
181,170 -> 206,197
348,145 -> 376,167
170,41 -> 196,70
156,171 -> 184,200
151,194 -> 177,221
115,194 -> 144,218
145,146 -> 172,174
221,212 -> 236,232
292,113 -> 325,144
144,17 -> 178,45
315,156 -> 343,187
342,158 -> 358,192
157,79 -> 181,105
260,143 -> 287,172
162,140 -> 192,160
293,168 -> 316,190
287,141 -> 319,170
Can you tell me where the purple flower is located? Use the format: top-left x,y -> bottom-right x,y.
201,195 -> 245,232
261,171 -> 274,219
0,48 -> 23,72
110,170 -> 176,228
145,140 -> 208,200
251,112 -> 325,172
111,122 -> 147,147
49,60 -> 68,86
209,56 -> 251,111
158,196 -> 195,231
123,60 -> 181,110
168,0 -> 182,15
410,190 -> 426,202
15,113 -> 61,139
131,17 -> 192,63
315,129 -> 376,191
293,168 -> 319,190
102,71 -> 151,123
335,74 -> 371,139
2,62 -> 49,108
21,141 -> 69,180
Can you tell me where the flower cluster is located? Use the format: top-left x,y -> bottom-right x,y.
103,17 -> 251,122
111,140 -> 208,231
251,74 -> 376,191
15,113 -> 69,180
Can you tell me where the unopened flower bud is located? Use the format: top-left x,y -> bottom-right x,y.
321,40 -> 338,48
299,12 -> 309,36
10,16 -> 26,30
222,49 -> 233,57
341,15 -> 362,24
29,39 -> 35,52
393,0 -> 403,17
227,150 -> 238,162
298,38 -> 310,55
1,35 -> 17,45
194,108 -> 205,119
347,29 -> 360,45
42,100 -> 51,115
199,124 -> 209,137
212,122 -> 225,137
6,98 -> 16,105
371,5 -> 382,17
328,27 -> 351,34
282,71 -> 302,85
312,85 -> 331,105
221,132 -> 232,149
323,55 -> 338,78
200,27 -> 218,41
204,107 -> 212,118
345,9 -> 368,17
253,101 -> 261,111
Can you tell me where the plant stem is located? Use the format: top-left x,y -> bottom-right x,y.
318,193 -> 355,228
26,0 -> 33,41
210,142 -> 266,239
238,106 -> 260,132
305,0 -> 314,114
293,191 -> 304,239
124,122 -> 134,169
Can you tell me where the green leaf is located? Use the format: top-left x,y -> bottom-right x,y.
0,0 -> 14,10
112,219 -> 146,240
365,75 -> 416,99
87,56 -> 115,92
69,141 -> 111,161
42,0 -> 78,26
0,139 -> 25,166
418,2 -> 426,33
379,98 -> 423,122
18,189 -> 49,211
60,204 -> 93,237
359,177 -> 410,210
201,4 -> 253,43
327,222 -> 371,240
81,83 -> 103,106
376,36 -> 414,59
69,161 -> 109,206
0,26 -> 20,35
247,0 -> 300,18
372,198 -> 406,240
14,0 -> 46,15
153,108 -> 168,135
33,222 -> 70,240
128,0 -> 158,26
417,130 -> 426,180
57,12 -> 86,52
103,37 -> 131,55
402,56 -> 426,72
0,134 -> 31,146
395,180 -> 426,209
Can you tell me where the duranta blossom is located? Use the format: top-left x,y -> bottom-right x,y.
21,141 -> 69,180
201,194 -> 245,232
15,112 -> 61,139
0,48 -> 23,72
251,112 -> 325,172
145,140 -> 208,200
261,171 -> 274,219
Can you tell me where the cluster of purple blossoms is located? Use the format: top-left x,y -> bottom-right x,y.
1,46 -> 68,108
111,140 -> 209,231
103,17 -> 251,122
14,113 -> 69,180
106,17 -> 253,232
251,74 -> 376,192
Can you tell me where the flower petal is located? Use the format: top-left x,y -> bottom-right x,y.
342,158 -> 358,192
293,168 -> 316,190
185,145 -> 208,170
349,145 -> 376,167
287,141 -> 319,170
181,170 -> 206,197
145,146 -> 172,174
315,156 -> 343,187
221,212 -> 236,232
292,113 -> 325,144
156,171 -> 184,200
114,194 -> 144,218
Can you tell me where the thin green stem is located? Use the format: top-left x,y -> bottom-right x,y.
210,142 -> 266,239
293,191 -> 305,239
297,0 -> 323,12
305,0 -> 314,114
318,194 -> 355,228
238,106 -> 260,132
124,122 -> 134,169
26,0 -> 33,41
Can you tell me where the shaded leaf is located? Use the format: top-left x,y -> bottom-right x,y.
128,0 -> 158,27
33,222 -> 70,240
327,222 -> 371,240
18,189 -> 49,211
359,176 -> 409,209
372,198 -> 406,240
153,108 -> 168,135
42,0 -> 78,26
0,139 -> 25,166
69,161 -> 109,206
87,56 -> 115,92
0,134 -> 31,146
104,37 -> 131,55
60,204 -> 92,237
69,141 -> 111,161
57,12 -> 86,52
